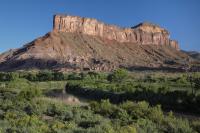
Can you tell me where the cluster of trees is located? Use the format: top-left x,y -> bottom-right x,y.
65,70 -> 200,115
0,71 -> 68,82
0,83 -> 199,133
0,71 -> 107,82
0,69 -> 200,132
0,84 -> 113,133
23,71 -> 67,81
66,81 -> 200,114
90,100 -> 199,133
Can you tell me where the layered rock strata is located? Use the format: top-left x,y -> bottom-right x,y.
0,14 -> 189,72
53,15 -> 179,50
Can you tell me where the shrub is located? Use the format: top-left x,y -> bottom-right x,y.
136,119 -> 159,133
107,68 -> 128,82
0,72 -> 19,81
26,73 -> 37,81
18,88 -> 42,101
53,72 -> 64,81
158,86 -> 170,94
187,73 -> 200,95
68,73 -> 82,80
148,105 -> 164,123
90,100 -> 115,117
37,70 -> 54,81
118,125 -> 137,133
164,117 -> 194,133
50,120 -> 65,132
0,72 -> 9,81
191,120 -> 200,133
129,101 -> 150,119
4,111 -> 49,133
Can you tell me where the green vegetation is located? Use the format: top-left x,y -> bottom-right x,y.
66,70 -> 200,114
107,68 -> 128,82
187,73 -> 200,95
0,70 -> 200,133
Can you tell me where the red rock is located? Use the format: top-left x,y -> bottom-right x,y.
53,15 -> 179,50
0,15 -> 190,72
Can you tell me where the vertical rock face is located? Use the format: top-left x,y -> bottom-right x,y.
53,15 -> 179,50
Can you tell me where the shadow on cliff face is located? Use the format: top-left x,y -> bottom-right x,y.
0,57 -> 115,72
0,57 -> 198,72
0,60 -> 181,72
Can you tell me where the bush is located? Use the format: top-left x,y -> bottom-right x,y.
17,88 -> 42,101
4,111 -> 49,133
191,120 -> 200,133
118,125 -> 137,133
68,73 -> 82,80
0,72 -> 19,81
136,119 -> 159,133
26,73 -> 37,81
0,72 -> 8,81
37,71 -> 54,81
90,100 -> 116,117
164,117 -> 194,133
53,72 -> 64,81
107,68 -> 128,82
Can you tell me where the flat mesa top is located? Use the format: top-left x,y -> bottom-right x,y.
52,14 -> 179,50
54,14 -> 168,33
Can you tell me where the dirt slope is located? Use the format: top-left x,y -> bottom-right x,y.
0,31 -> 190,72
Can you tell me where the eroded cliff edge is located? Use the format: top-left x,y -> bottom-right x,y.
53,15 -> 179,50
0,14 -> 192,72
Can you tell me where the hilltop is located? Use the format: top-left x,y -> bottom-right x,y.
0,15 -> 195,72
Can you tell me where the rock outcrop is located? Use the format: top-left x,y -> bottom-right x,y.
54,15 -> 179,50
0,14 -> 191,72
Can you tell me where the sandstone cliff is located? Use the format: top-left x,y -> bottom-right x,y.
53,15 -> 179,50
0,14 -> 191,72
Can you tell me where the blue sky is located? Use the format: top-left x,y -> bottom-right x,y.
0,0 -> 199,53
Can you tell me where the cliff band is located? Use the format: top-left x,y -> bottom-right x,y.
0,14 -> 191,72
54,15 -> 179,50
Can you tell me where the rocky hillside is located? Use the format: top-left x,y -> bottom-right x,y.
0,15 -> 192,72
183,51 -> 200,61
54,15 -> 179,50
